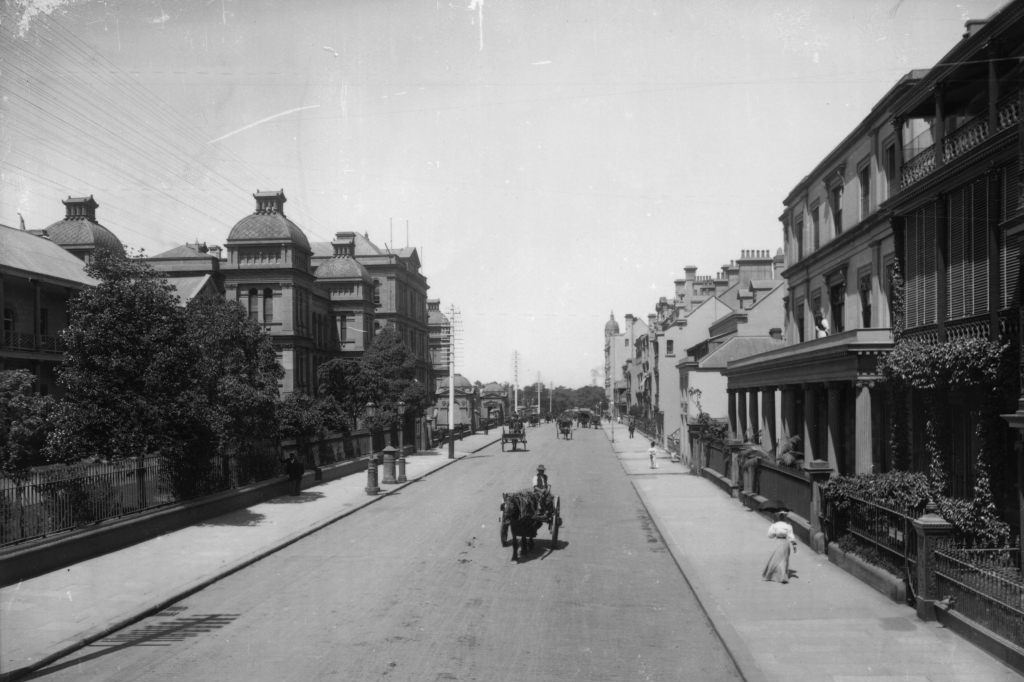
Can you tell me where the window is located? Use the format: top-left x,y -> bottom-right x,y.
248,289 -> 258,321
829,281 -> 846,333
373,280 -> 381,306
263,288 -> 273,324
859,165 -> 870,220
884,144 -> 896,200
3,308 -> 13,343
794,297 -> 806,343
831,185 -> 844,235
666,340 -> 674,355
39,308 -> 49,336
859,271 -> 872,328
794,218 -> 804,261
811,205 -> 820,251
946,179 -> 989,321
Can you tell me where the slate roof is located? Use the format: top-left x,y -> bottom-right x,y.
151,243 -> 220,260
165,275 -> 213,304
698,336 -> 786,369
315,255 -> 372,281
227,213 -> 311,252
0,223 -> 96,286
43,219 -> 125,255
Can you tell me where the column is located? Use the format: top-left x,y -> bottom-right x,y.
780,386 -> 795,444
802,384 -> 816,461
761,387 -> 777,454
736,389 -> 748,443
854,380 -> 874,474
727,389 -> 739,441
826,383 -> 841,472
746,390 -> 759,443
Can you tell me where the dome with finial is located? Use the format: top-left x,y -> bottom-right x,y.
604,311 -> 620,336
227,189 -> 310,252
315,255 -> 371,282
44,196 -> 125,258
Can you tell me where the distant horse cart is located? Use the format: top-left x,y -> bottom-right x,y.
501,420 -> 527,451
557,417 -> 573,440
499,488 -> 562,561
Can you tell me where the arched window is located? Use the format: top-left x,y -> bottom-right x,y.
248,289 -> 259,321
263,288 -> 273,323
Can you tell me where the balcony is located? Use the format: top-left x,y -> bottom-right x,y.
900,89 -> 1021,191
1,332 -> 63,355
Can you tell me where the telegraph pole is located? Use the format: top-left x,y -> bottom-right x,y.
512,351 -> 520,414
448,305 -> 461,459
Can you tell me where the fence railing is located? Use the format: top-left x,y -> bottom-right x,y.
934,541 -> 1024,646
825,495 -> 921,598
0,458 -> 172,546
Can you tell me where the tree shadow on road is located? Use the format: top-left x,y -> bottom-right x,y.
197,508 -> 265,526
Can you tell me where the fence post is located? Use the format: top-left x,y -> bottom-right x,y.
803,459 -> 833,554
911,503 -> 954,621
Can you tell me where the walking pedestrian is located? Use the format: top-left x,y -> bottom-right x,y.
628,420 -> 635,438
762,511 -> 797,583
648,441 -> 658,469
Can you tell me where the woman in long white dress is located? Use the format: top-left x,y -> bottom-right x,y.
762,511 -> 797,583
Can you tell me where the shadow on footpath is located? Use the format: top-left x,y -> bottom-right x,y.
264,491 -> 326,505
197,508 -> 265,527
506,539 -> 569,564
24,607 -> 240,679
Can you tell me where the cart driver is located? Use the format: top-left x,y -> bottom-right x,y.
533,464 -> 553,515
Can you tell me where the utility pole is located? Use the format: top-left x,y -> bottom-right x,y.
512,351 -> 520,414
536,372 -> 541,416
447,305 -> 461,459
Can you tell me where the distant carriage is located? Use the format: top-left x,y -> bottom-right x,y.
501,420 -> 527,451
556,416 -> 573,440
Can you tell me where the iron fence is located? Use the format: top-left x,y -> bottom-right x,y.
0,458 -> 173,546
753,459 -> 811,521
826,495 -> 921,599
934,541 -> 1024,646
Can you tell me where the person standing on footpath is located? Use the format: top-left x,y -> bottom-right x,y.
762,510 -> 797,583
628,420 -> 635,438
648,441 -> 658,469
283,453 -> 304,496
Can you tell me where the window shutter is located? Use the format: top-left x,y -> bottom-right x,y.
1003,232 -> 1020,310
923,205 -> 937,326
969,177 -> 989,317
947,188 -> 966,320
1003,160 -> 1019,217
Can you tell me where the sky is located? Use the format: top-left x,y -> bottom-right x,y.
0,0 -> 1011,389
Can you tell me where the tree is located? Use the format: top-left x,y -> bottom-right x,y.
47,252 -> 195,464
276,393 -> 345,466
0,370 -> 55,480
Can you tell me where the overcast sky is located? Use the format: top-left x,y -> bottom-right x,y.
1,0 -> 1009,388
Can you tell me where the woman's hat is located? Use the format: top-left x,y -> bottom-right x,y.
537,464 -> 545,471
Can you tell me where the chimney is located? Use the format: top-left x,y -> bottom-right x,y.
208,245 -> 223,259
62,195 -> 98,221
332,231 -> 357,258
684,265 -> 697,282
253,189 -> 286,215
963,19 -> 986,38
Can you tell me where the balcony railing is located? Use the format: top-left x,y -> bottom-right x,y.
1,332 -> 63,354
901,90 -> 1021,191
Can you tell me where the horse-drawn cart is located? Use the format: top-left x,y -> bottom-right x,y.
556,417 -> 573,440
501,422 -> 527,451
499,488 -> 561,561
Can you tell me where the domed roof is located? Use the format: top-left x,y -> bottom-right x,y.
44,196 -> 125,256
226,190 -> 310,252
604,311 -> 620,336
437,374 -> 473,392
315,255 -> 371,281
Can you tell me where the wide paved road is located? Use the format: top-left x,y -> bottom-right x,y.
31,424 -> 742,681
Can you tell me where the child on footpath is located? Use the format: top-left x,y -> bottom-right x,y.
648,441 -> 658,469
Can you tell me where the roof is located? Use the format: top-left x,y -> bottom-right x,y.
164,275 -> 214,304
428,307 -> 450,325
315,255 -> 372,281
604,313 -> 620,335
151,243 -> 220,260
0,223 -> 97,286
698,336 -> 785,369
227,213 -> 311,252
310,232 -> 384,259
43,218 -> 125,255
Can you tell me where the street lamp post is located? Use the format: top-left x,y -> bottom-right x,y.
364,401 -> 380,495
396,400 -> 407,482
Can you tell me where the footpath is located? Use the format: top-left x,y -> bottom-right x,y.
610,423 -> 1022,681
2,425 -> 1021,681
0,432 -> 499,681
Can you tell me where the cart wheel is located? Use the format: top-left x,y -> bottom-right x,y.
500,519 -> 510,547
550,496 -> 561,544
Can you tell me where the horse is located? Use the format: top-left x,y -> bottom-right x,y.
500,490 -> 546,562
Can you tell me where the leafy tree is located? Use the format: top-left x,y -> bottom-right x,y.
0,370 -> 55,480
277,393 -> 346,466
47,252 -> 195,464
316,357 -> 364,429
